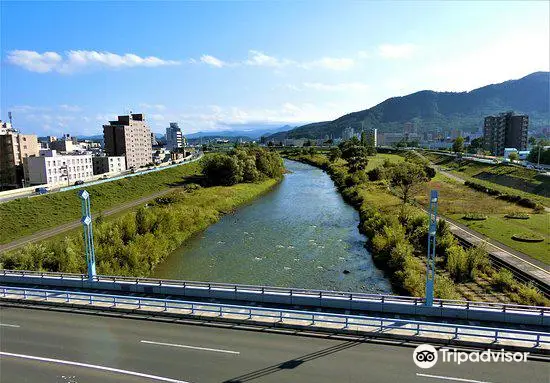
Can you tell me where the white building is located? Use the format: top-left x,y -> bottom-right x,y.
24,149 -> 94,186
166,122 -> 184,151
92,156 -> 126,175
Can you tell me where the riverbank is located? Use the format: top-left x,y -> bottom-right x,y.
284,151 -> 548,306
0,161 -> 203,244
0,178 -> 281,277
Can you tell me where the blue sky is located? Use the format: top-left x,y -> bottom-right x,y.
1,1 -> 549,137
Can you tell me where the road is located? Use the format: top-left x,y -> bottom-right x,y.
0,305 -> 548,383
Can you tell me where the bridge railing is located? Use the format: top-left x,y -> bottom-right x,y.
1,269 -> 548,317
1,285 -> 548,348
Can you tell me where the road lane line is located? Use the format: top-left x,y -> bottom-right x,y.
0,324 -> 20,328
140,340 -> 240,355
416,373 -> 493,383
0,351 -> 192,383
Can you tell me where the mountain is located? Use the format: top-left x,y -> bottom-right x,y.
267,72 -> 550,140
186,125 -> 294,140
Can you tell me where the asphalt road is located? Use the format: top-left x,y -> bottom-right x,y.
0,306 -> 548,383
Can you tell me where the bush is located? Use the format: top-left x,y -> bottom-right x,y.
493,268 -> 515,292
463,212 -> 487,221
367,167 -> 385,181
504,212 -> 530,219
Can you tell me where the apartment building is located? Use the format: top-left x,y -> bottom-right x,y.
166,122 -> 184,151
92,156 -> 126,175
0,120 -> 40,188
103,113 -> 152,169
24,149 -> 94,186
483,112 -> 528,156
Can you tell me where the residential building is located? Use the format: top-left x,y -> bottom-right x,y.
342,126 -> 355,140
103,113 -> 152,169
483,112 -> 528,156
92,156 -> 126,175
166,122 -> 184,151
49,133 -> 76,153
367,128 -> 378,147
0,120 -> 40,188
24,149 -> 93,186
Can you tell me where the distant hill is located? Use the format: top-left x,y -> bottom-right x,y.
187,125 -> 293,140
267,72 -> 550,140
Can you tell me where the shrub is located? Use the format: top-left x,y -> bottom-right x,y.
463,212 -> 487,221
504,212 -> 530,219
511,233 -> 544,242
435,275 -> 461,300
492,268 -> 516,292
367,167 -> 385,181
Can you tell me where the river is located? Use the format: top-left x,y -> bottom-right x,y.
153,159 -> 392,293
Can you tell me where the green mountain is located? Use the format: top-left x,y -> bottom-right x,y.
268,72 -> 549,140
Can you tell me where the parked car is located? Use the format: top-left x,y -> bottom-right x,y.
35,187 -> 48,195
74,180 -> 85,185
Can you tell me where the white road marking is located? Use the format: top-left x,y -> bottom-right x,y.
0,323 -> 20,328
140,340 -> 240,355
416,373 -> 493,383
0,351 -> 191,383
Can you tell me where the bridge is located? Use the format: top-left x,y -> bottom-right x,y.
1,270 -> 549,383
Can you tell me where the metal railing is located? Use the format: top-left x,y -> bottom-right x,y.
1,269 -> 548,316
1,285 -> 548,348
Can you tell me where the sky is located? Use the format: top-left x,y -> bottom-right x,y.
1,1 -> 549,137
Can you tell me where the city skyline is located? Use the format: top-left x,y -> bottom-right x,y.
1,1 -> 549,137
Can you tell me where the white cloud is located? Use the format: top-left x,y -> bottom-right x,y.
59,104 -> 82,112
378,44 -> 417,59
7,50 -> 180,73
301,57 -> 355,71
245,50 -> 293,67
303,82 -> 369,91
139,103 -> 166,111
149,114 -> 165,121
200,55 -> 225,68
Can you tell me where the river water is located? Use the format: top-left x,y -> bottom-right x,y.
153,159 -> 392,293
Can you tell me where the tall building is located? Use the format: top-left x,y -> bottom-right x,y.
103,113 -> 152,169
483,112 -> 528,156
342,126 -> 355,140
0,120 -> 40,188
166,122 -> 184,151
367,128 -> 378,147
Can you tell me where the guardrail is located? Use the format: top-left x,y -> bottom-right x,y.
1,285 -> 548,349
1,269 -> 548,326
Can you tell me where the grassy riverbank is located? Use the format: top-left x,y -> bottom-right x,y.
285,151 -> 548,306
0,178 -> 280,276
0,161 -> 202,244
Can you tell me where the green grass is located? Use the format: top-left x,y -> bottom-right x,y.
424,151 -> 550,206
449,213 -> 550,264
0,161 -> 202,244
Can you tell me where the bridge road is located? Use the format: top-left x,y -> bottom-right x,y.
0,306 -> 548,383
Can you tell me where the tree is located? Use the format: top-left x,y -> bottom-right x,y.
341,145 -> 368,172
201,153 -> 243,185
389,163 -> 429,204
467,137 -> 484,153
328,147 -> 341,162
508,152 -> 519,163
528,136 -> 537,146
452,137 -> 464,153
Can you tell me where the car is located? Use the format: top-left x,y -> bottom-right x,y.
35,187 -> 48,195
74,180 -> 85,185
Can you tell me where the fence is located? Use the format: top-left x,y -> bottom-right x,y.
1,285 -> 548,349
1,269 -> 548,326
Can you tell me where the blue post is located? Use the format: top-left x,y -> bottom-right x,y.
78,190 -> 96,281
425,190 -> 438,306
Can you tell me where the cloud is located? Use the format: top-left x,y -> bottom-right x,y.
7,50 -> 180,73
245,50 -> 293,67
378,44 -> 417,59
302,57 -> 355,71
139,103 -> 166,111
303,82 -> 369,91
200,55 -> 225,68
59,104 -> 82,112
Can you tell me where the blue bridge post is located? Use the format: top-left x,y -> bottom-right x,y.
425,190 -> 438,306
78,190 -> 96,281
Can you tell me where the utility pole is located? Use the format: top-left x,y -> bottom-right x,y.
425,190 -> 439,306
79,190 -> 96,281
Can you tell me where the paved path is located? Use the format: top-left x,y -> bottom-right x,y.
0,189 -> 173,254
1,306 -> 548,383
